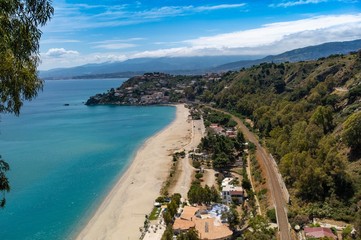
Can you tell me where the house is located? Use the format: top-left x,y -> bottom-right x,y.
172,205 -> 233,239
209,124 -> 225,135
180,206 -> 200,221
304,227 -> 337,239
221,178 -> 244,205
193,217 -> 233,240
173,219 -> 196,233
225,130 -> 237,138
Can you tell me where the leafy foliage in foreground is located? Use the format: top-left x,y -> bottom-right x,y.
0,0 -> 54,208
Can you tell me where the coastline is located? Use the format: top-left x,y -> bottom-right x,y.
76,104 -> 192,240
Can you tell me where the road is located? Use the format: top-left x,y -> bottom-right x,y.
210,107 -> 291,240
171,119 -> 205,198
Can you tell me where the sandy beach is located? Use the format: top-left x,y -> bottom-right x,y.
76,104 -> 192,240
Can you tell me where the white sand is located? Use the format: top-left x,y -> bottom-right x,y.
76,104 -> 192,240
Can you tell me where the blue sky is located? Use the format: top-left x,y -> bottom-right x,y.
39,0 -> 361,70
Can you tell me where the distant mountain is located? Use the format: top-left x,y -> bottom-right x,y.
39,55 -> 261,79
214,39 -> 361,71
40,39 -> 361,79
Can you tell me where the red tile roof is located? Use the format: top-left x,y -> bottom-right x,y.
304,227 -> 337,239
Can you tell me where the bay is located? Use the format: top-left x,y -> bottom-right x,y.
0,79 -> 175,240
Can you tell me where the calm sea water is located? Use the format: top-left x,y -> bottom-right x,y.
0,79 -> 175,240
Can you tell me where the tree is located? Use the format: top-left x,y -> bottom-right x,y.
310,106 -> 334,134
0,159 -> 10,207
223,207 -> 240,231
342,111 -> 361,152
161,224 -> 174,240
0,0 -> 54,207
1,0 -> 54,115
210,185 -> 220,203
177,228 -> 200,240
241,215 -> 276,240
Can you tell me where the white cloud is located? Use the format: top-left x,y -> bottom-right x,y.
40,14 -> 361,70
128,14 -> 361,58
45,48 -> 79,57
40,51 -> 127,70
269,0 -> 358,7
185,14 -> 361,49
196,4 -> 246,11
42,3 -> 247,32
91,39 -> 143,50
41,39 -> 81,44
93,43 -> 137,50
270,0 -> 328,7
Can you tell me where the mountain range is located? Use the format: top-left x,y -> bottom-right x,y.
39,39 -> 361,79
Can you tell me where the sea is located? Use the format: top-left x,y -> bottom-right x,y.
0,79 -> 175,240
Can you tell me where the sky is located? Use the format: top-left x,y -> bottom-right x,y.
39,0 -> 361,70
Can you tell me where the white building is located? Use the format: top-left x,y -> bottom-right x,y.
221,178 -> 244,205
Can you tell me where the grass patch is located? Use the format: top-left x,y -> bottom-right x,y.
149,207 -> 161,220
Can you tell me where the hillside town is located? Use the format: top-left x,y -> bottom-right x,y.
85,72 -> 224,106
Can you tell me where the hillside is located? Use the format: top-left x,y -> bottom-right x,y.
214,39 -> 361,71
87,51 -> 361,228
202,51 -> 361,226
39,56 -> 256,79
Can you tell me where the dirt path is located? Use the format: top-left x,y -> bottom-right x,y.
202,168 -> 216,187
171,118 -> 205,198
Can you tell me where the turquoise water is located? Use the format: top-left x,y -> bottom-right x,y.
0,79 -> 175,240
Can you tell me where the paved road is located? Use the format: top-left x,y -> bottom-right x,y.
210,107 -> 291,240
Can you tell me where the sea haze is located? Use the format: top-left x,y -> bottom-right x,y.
0,79 -> 175,240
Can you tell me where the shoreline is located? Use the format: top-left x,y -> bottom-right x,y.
76,104 -> 192,240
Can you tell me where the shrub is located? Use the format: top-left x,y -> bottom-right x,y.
195,173 -> 203,179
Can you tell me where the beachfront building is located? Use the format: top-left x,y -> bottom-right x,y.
173,205 -> 233,239
194,217 -> 233,240
221,178 -> 244,205
173,206 -> 199,234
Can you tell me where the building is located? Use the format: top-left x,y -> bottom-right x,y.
173,206 -> 199,233
172,205 -> 233,239
180,206 -> 200,221
193,217 -> 233,240
304,227 -> 337,239
221,178 -> 244,205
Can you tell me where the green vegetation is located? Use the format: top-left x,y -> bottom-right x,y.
198,52 -> 361,224
222,206 -> 240,231
0,159 -> 10,207
238,215 -> 276,240
161,224 -> 174,240
187,182 -> 220,205
176,228 -> 200,240
162,194 -> 181,225
149,207 -> 161,220
266,208 -> 277,223
0,0 -> 53,207
93,50 -> 361,228
342,111 -> 361,153
163,227 -> 200,240
199,130 -> 245,169
202,108 -> 237,128
161,153 -> 181,196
